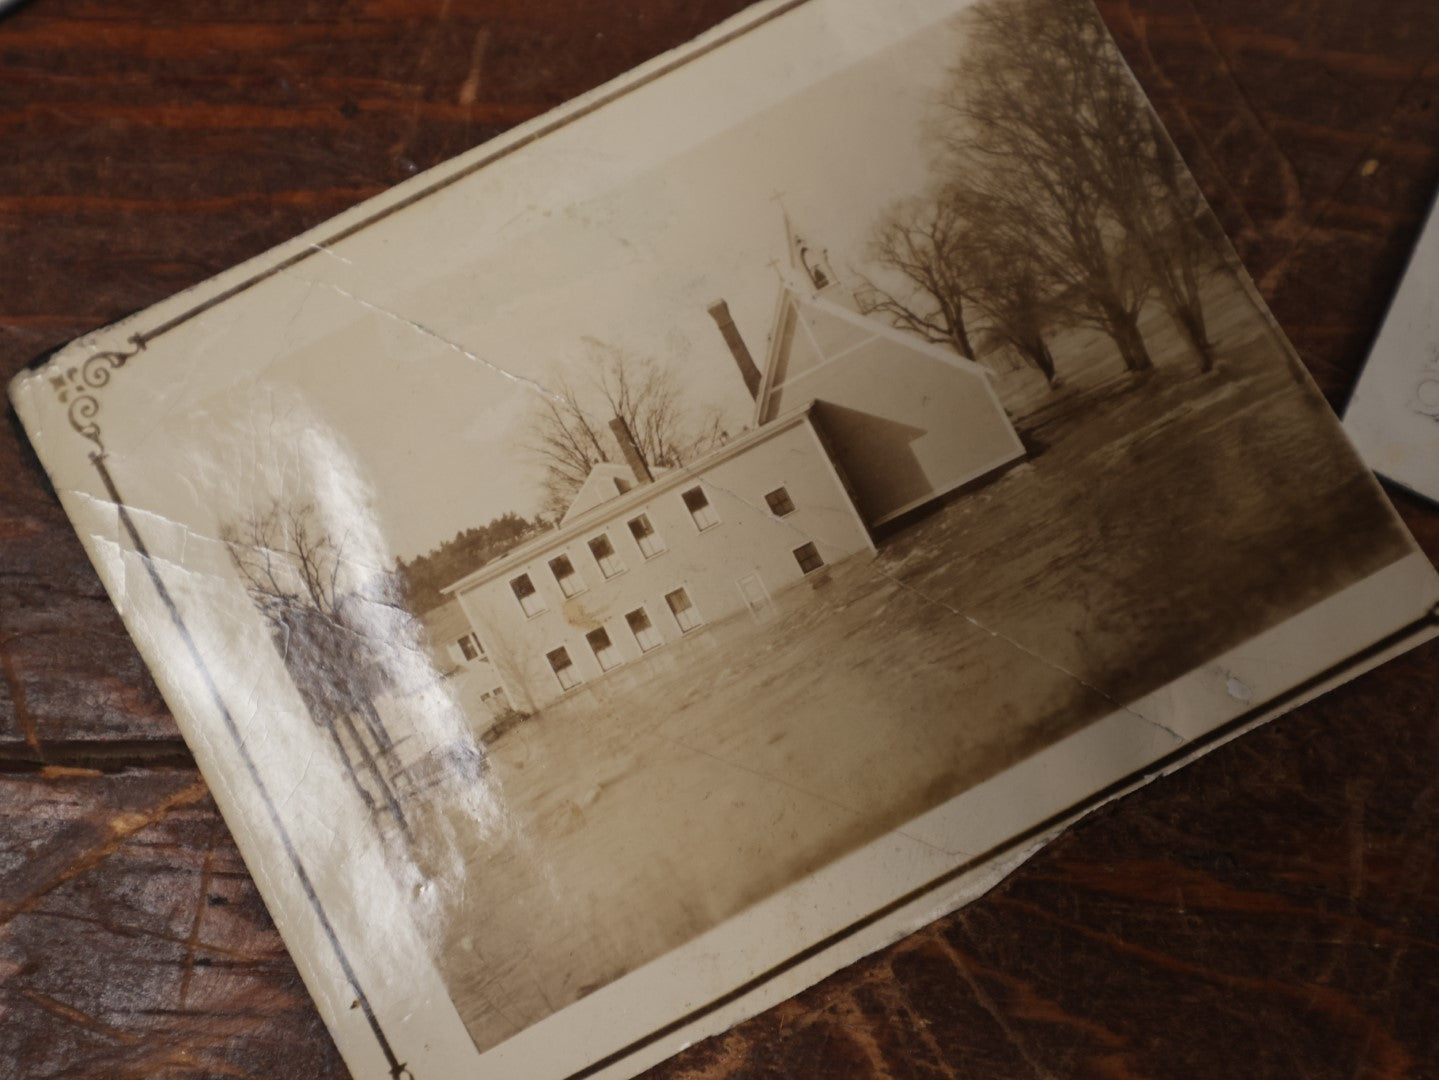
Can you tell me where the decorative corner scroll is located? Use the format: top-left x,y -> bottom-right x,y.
47,340 -> 143,453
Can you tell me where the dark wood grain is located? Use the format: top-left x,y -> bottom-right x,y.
0,770 -> 340,1077
1,1 -> 1436,1077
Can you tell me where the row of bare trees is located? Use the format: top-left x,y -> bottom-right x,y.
861,0 -> 1226,388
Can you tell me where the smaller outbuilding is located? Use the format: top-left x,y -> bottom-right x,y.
707,217 -> 1025,528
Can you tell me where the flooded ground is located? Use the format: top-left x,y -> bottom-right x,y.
428,279 -> 1413,1052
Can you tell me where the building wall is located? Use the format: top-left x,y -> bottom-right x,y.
763,301 -> 1025,524
417,596 -> 474,674
452,417 -> 873,711
416,596 -> 513,721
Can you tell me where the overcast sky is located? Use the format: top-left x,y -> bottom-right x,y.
95,1 -> 972,568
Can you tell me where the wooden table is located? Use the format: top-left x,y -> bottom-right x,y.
2,1 -> 1436,1075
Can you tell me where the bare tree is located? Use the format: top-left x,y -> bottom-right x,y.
968,241 -> 1063,386
526,371 -> 614,520
926,0 -> 1225,375
858,195 -> 977,360
525,342 -> 726,518
859,0 -> 1208,386
933,0 -> 1155,373
1124,110 -> 1224,371
866,180 -> 1069,386
221,501 -> 411,839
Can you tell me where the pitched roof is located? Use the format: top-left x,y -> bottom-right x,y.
753,277 -> 993,426
418,596 -> 471,645
559,461 -> 639,526
440,404 -> 822,598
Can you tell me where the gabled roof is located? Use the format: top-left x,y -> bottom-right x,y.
418,596 -> 471,645
752,274 -> 994,427
559,461 -> 638,526
440,404 -> 823,598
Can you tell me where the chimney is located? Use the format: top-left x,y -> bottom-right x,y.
608,415 -> 653,485
706,299 -> 762,400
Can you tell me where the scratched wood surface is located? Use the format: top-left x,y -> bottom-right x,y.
1,1 -> 1436,1077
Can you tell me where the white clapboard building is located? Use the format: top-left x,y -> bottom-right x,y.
437,224 -> 1024,712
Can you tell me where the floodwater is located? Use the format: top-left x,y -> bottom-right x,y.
428,280 -> 1413,1053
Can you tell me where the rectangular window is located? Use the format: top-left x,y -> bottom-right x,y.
548,553 -> 583,598
456,632 -> 484,662
627,514 -> 665,558
547,646 -> 580,690
682,485 -> 719,530
479,686 -> 511,715
586,626 -> 621,671
665,587 -> 702,633
765,486 -> 796,516
793,541 -> 825,575
587,533 -> 625,578
625,607 -> 662,652
511,573 -> 546,617
614,477 -> 632,495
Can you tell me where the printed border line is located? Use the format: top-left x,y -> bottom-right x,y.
51,334 -> 416,1066
95,0 -> 812,355
52,2 -> 1429,1074
564,602 -> 1439,1080
14,0 -> 809,388
92,452 -> 415,1080
50,4 -> 812,1073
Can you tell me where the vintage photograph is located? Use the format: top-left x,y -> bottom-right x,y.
12,0 -> 1434,1072
1345,191 -> 1439,503
243,0 -> 1414,1051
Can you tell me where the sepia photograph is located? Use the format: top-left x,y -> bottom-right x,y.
10,0 -> 1437,1074
1345,190 -> 1439,504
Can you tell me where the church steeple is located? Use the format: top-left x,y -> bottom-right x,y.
779,202 -> 843,299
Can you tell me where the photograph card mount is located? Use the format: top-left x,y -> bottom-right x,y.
10,0 -> 1438,1076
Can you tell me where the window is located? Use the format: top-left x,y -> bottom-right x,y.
586,626 -> 621,671
614,477 -> 632,495
625,607 -> 662,652
547,646 -> 580,690
665,587 -> 702,633
548,554 -> 583,598
682,485 -> 719,530
587,533 -> 625,578
627,514 -> 665,558
793,541 -> 825,575
765,486 -> 795,516
510,573 -> 546,617
479,686 -> 511,715
456,632 -> 484,662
